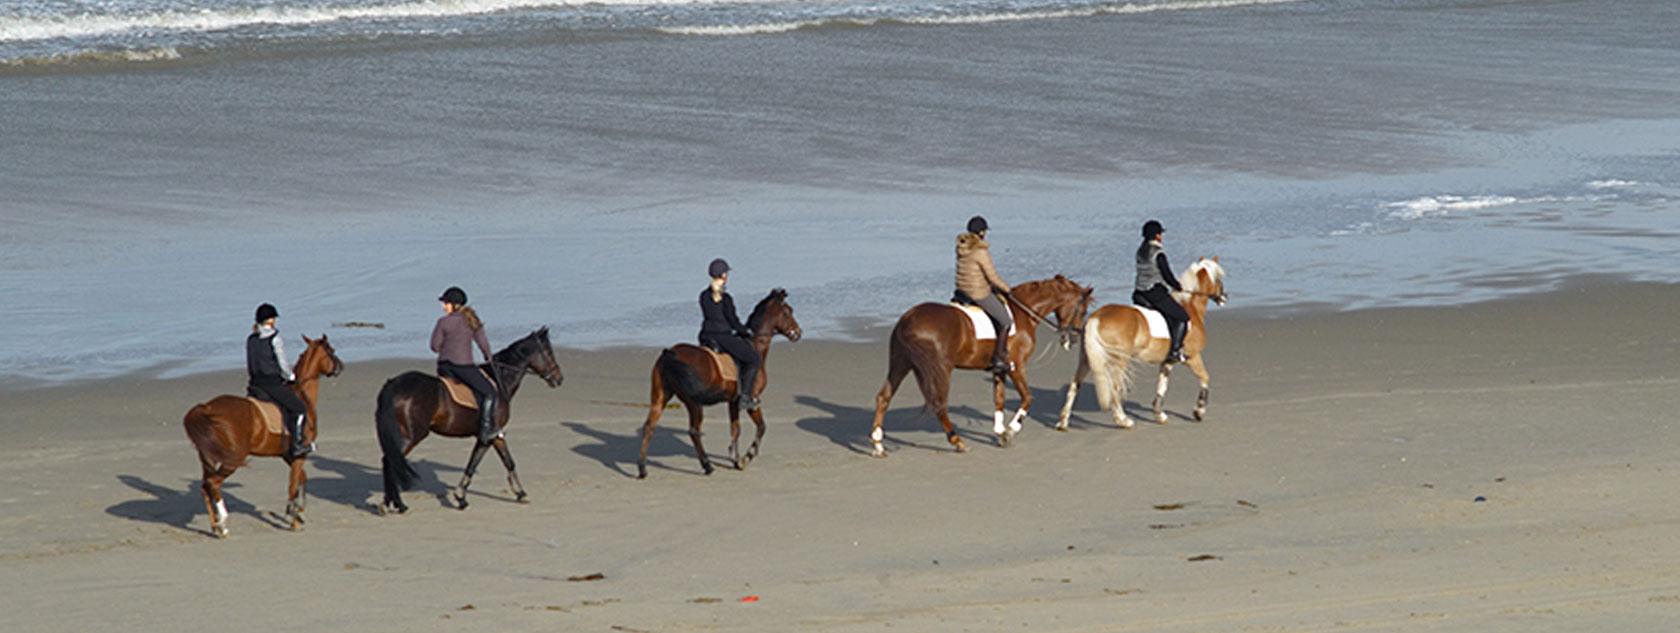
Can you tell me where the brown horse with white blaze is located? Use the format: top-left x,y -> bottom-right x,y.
638,289 -> 801,479
182,335 -> 343,538
1057,257 -> 1227,430
868,276 -> 1093,457
374,328 -> 563,514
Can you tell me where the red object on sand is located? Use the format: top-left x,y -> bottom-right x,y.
739,595 -> 760,603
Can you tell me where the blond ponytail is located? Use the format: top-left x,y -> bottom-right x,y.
460,306 -> 483,332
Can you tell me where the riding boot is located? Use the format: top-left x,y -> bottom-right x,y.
288,414 -> 312,458
475,393 -> 499,445
990,336 -> 1013,375
1166,321 -> 1188,364
736,364 -> 761,411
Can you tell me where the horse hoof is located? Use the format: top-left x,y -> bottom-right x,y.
734,459 -> 745,471
1118,419 -> 1135,429
703,465 -> 715,476
289,518 -> 303,532
515,492 -> 530,504
1055,423 -> 1069,432
1194,409 -> 1206,422
212,526 -> 228,539
871,445 -> 887,459
454,494 -> 469,510
953,441 -> 968,454
999,432 -> 1012,448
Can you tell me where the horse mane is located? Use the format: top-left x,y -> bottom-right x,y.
1175,258 -> 1225,302
492,327 -> 549,365
746,288 -> 788,332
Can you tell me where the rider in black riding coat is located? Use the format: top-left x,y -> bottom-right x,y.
699,258 -> 761,411
1133,220 -> 1189,364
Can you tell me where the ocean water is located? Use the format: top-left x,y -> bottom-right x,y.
2,0 -> 1678,383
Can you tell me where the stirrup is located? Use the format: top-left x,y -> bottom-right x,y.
1164,350 -> 1185,365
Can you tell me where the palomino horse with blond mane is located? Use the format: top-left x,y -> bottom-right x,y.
869,275 -> 1093,456
1057,257 -> 1227,430
183,335 -> 343,538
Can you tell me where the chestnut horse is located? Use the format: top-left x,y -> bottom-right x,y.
868,275 -> 1093,457
374,328 -> 563,514
1057,257 -> 1227,430
638,289 -> 802,479
183,335 -> 343,538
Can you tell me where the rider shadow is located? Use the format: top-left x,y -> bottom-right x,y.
106,474 -> 285,536
306,453 -> 397,515
562,421 -> 721,478
792,395 -> 990,455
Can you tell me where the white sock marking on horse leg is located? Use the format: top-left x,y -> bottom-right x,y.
1008,409 -> 1026,433
993,410 -> 1006,435
870,427 -> 883,443
1156,372 -> 1170,399
215,500 -> 227,523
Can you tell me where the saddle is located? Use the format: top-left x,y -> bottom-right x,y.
243,398 -> 286,436
948,303 -> 1016,341
685,343 -> 739,383
1117,304 -> 1184,340
440,367 -> 495,410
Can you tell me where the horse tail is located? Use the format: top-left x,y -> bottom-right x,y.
375,379 -> 418,491
894,321 -> 951,416
183,402 -> 241,472
657,348 -> 712,401
1084,315 -> 1133,413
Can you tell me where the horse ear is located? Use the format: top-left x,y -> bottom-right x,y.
301,335 -> 312,344
1055,274 -> 1066,281
1213,255 -> 1220,263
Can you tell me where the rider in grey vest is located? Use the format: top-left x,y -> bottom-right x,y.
1132,220 -> 1189,364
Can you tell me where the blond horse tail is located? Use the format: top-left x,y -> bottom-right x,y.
1083,315 -> 1133,414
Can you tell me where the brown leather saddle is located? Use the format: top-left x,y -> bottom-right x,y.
440,368 -> 495,410
677,343 -> 738,383
244,398 -> 285,436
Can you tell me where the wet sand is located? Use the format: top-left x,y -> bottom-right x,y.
4,281 -> 1680,631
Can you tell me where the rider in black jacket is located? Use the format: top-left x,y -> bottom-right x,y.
1133,220 -> 1189,364
699,258 -> 761,411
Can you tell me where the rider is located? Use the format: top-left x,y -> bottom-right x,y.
431,286 -> 499,445
699,258 -> 761,411
955,215 -> 1014,375
1133,220 -> 1189,364
247,303 -> 311,459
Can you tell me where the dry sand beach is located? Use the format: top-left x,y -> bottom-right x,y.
3,280 -> 1678,632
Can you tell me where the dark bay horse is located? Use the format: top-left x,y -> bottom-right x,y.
638,289 -> 802,479
868,276 -> 1092,457
374,327 -> 563,514
183,335 -> 343,538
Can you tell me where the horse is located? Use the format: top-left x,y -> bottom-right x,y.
374,327 -> 563,514
638,289 -> 802,479
1057,257 -> 1227,430
868,275 -> 1093,457
182,335 -> 344,538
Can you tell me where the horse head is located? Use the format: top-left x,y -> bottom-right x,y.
1015,275 -> 1093,350
748,288 -> 802,343
299,334 -> 344,380
508,327 -> 564,388
1183,257 -> 1228,306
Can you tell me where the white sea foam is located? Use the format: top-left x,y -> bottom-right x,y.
1386,195 -> 1549,220
0,46 -> 182,67
657,0 -> 1303,36
0,0 -> 736,43
1588,179 -> 1639,189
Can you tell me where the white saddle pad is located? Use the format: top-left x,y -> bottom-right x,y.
951,303 -> 1017,340
1116,304 -> 1184,340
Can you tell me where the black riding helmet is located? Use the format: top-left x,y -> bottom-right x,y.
967,215 -> 989,234
438,286 -> 468,306
255,303 -> 278,324
1142,220 -> 1164,240
708,258 -> 731,279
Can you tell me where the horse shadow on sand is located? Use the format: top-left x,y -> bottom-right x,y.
107,452 -> 479,536
563,419 -> 735,479
792,376 -> 1189,454
314,450 -> 528,509
107,475 -> 283,537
